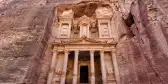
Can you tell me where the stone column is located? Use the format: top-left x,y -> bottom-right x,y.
60,50 -> 69,84
100,50 -> 107,84
111,46 -> 120,84
47,49 -> 57,84
72,50 -> 79,84
90,50 -> 95,84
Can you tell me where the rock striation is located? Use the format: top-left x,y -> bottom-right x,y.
0,0 -> 168,84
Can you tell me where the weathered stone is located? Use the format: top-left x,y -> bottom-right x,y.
1,0 -> 168,84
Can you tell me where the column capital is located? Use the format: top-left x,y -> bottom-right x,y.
73,74 -> 78,76
90,50 -> 95,54
75,50 -> 79,54
52,49 -> 57,53
111,47 -> 116,53
100,50 -> 104,53
61,71 -> 66,76
64,50 -> 69,54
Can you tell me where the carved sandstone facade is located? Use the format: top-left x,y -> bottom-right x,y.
47,1 -> 127,84
1,0 -> 168,84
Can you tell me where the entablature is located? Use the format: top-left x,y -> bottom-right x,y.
52,36 -> 117,46
54,45 -> 113,52
52,36 -> 117,52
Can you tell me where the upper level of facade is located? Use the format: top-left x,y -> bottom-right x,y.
51,1 -> 127,42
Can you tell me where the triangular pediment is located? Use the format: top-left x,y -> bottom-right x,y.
62,37 -> 105,44
53,36 -> 116,45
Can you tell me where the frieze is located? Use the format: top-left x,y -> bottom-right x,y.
52,36 -> 117,45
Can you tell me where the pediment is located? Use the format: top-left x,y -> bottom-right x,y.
96,7 -> 113,19
53,36 -> 116,45
59,9 -> 74,19
62,38 -> 104,44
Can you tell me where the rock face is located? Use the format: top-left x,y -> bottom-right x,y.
117,0 -> 168,84
0,0 -> 168,84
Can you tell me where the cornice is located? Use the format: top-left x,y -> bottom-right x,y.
52,36 -> 117,46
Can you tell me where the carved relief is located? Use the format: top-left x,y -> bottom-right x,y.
55,3 -> 116,39
80,23 -> 89,37
59,9 -> 74,19
49,1 -> 123,84
55,68 -> 62,75
107,68 -> 114,74
60,23 -> 69,38
96,7 -> 113,19
101,23 -> 110,38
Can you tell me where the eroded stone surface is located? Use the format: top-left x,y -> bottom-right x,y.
1,0 -> 168,84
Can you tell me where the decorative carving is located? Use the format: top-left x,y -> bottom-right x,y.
60,23 -> 69,38
55,68 -> 62,75
90,50 -> 95,54
80,23 -> 89,37
53,37 -> 116,46
77,15 -> 92,26
59,9 -> 74,19
49,1 -> 123,84
53,77 -> 60,82
111,46 -> 117,53
107,68 -> 114,75
96,7 -> 113,19
73,74 -> 77,76
100,23 -> 110,38
64,49 -> 68,52
52,49 -> 57,53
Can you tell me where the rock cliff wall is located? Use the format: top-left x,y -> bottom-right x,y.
0,0 -> 72,83
117,0 -> 168,84
0,0 -> 168,84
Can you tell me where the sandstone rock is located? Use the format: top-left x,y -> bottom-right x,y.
0,0 -> 168,84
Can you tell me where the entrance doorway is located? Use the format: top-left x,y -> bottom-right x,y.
80,66 -> 89,83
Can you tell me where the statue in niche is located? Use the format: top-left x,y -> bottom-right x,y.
101,23 -> 110,38
55,67 -> 62,75
78,15 -> 92,38
82,25 -> 87,36
60,23 -> 69,38
107,68 -> 114,75
79,23 -> 89,37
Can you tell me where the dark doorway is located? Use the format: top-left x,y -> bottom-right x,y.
80,66 -> 89,83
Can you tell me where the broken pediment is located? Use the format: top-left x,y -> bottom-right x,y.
59,9 -> 74,19
56,1 -> 114,19
96,7 -> 113,19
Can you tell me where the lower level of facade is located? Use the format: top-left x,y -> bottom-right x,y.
47,38 -> 120,84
